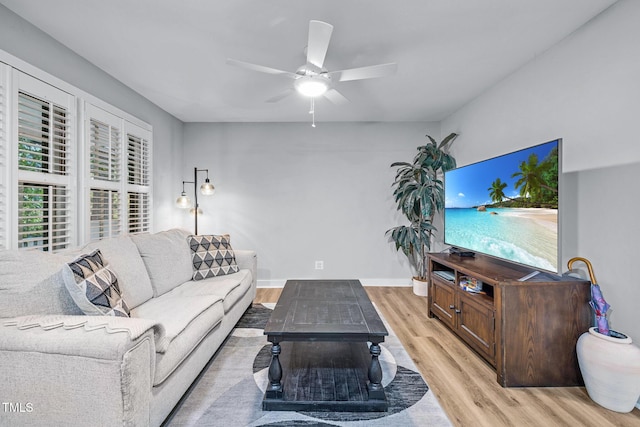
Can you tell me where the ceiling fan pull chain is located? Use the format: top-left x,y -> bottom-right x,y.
310,98 -> 316,127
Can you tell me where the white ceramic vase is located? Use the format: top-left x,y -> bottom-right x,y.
412,277 -> 428,297
576,327 -> 640,413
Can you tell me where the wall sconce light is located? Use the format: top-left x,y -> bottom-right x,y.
176,167 -> 215,234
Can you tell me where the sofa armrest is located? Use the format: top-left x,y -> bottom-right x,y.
234,249 -> 257,288
0,315 -> 162,426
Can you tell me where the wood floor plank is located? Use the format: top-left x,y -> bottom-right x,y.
254,286 -> 640,426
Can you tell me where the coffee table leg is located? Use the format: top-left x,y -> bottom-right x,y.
266,341 -> 283,399
367,341 -> 385,400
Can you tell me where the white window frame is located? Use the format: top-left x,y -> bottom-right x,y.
0,49 -> 153,251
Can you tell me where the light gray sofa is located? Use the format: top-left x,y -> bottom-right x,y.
0,228 -> 257,426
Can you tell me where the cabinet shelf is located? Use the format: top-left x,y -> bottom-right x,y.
427,252 -> 591,387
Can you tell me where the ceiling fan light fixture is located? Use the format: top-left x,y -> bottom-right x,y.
295,75 -> 329,97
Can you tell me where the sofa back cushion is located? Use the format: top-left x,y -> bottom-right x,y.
131,229 -> 193,297
0,250 -> 83,318
80,235 -> 153,309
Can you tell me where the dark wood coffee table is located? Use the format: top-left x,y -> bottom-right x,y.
262,279 -> 389,411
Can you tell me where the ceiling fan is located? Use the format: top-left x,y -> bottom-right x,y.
226,20 -> 397,105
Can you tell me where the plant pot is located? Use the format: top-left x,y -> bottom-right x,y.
412,277 -> 428,297
576,327 -> 640,413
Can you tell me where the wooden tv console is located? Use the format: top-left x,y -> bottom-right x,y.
427,253 -> 591,387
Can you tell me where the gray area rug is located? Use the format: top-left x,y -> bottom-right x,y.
166,304 -> 452,426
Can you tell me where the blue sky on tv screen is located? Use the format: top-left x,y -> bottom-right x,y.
445,140 -> 558,208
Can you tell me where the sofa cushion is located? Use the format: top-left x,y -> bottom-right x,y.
188,234 -> 239,280
62,250 -> 130,317
131,229 -> 193,297
0,250 -> 83,318
131,292 -> 224,386
171,269 -> 253,313
79,235 -> 154,309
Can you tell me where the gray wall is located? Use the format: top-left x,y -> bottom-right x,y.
182,121 -> 440,285
442,0 -> 640,342
0,4 -> 184,232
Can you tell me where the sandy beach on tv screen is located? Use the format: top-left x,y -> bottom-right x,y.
500,208 -> 557,232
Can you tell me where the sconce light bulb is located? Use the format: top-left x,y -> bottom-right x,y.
200,178 -> 215,196
176,192 -> 191,209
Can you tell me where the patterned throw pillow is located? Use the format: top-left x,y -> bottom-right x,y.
188,234 -> 239,280
61,249 -> 130,317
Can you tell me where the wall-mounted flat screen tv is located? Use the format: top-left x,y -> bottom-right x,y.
444,139 -> 561,273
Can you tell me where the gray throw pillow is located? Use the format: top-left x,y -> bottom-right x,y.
62,249 -> 130,317
188,234 -> 239,280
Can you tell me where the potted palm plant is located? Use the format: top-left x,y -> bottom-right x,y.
387,133 -> 457,296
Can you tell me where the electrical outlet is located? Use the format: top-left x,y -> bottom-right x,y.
315,260 -> 324,270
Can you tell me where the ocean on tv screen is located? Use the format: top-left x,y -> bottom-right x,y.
445,207 -> 558,272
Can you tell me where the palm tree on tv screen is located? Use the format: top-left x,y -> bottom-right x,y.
511,150 -> 558,208
488,178 -> 508,206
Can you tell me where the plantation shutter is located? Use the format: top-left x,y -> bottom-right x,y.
125,122 -> 151,234
15,72 -> 74,251
89,188 -> 121,239
3,63 -> 151,250
89,117 -> 120,182
127,133 -> 149,186
17,93 -> 70,175
85,104 -> 122,240
0,65 -> 7,249
127,191 -> 148,233
17,182 -> 70,251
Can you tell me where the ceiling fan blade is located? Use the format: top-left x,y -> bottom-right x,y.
331,62 -> 397,82
323,88 -> 349,105
226,58 -> 297,78
307,20 -> 333,69
265,88 -> 295,103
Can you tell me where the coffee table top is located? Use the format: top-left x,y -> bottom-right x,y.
264,279 -> 388,342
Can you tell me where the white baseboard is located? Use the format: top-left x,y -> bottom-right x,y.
257,280 -> 287,288
360,278 -> 412,287
257,278 -> 412,289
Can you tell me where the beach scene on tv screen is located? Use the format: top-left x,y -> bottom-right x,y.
444,141 -> 559,272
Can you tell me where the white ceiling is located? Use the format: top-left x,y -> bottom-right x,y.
1,0 -> 616,123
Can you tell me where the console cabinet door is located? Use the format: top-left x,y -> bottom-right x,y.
431,279 -> 456,330
457,293 -> 496,365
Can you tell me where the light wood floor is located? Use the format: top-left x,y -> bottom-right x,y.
254,286 -> 640,427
